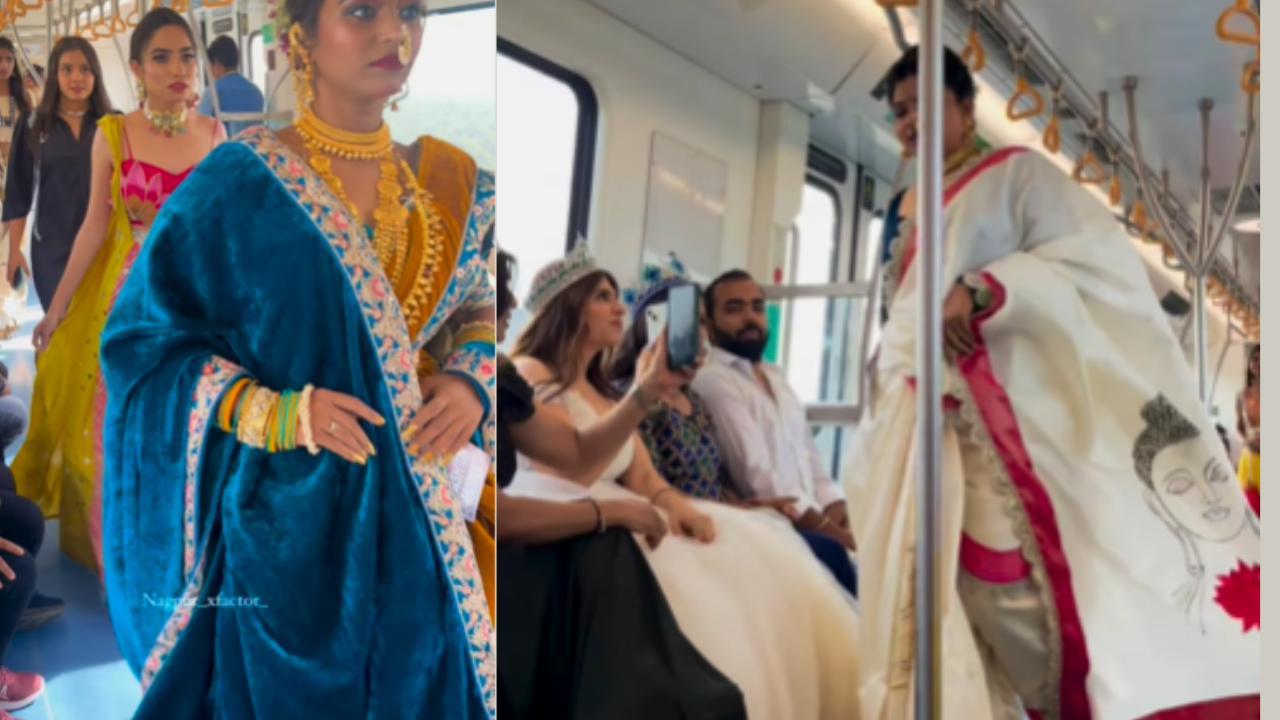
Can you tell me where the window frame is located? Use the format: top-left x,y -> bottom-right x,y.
245,30 -> 264,92
497,38 -> 599,251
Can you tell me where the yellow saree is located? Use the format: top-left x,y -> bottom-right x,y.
415,135 -> 496,625
13,114 -> 133,571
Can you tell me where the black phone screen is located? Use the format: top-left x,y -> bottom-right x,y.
666,284 -> 700,370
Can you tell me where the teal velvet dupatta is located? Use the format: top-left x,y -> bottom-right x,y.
100,130 -> 495,718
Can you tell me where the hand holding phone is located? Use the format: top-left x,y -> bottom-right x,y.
665,284 -> 701,370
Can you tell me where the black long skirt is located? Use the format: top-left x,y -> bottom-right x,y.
498,528 -> 747,719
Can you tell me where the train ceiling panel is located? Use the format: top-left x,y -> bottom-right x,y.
583,0 -> 880,113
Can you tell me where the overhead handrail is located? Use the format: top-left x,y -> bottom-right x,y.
1215,0 -> 1260,93
961,1 -> 985,71
1107,151 -> 1123,206
1005,40 -> 1043,120
1242,58 -> 1259,93
1041,81 -> 1062,153
1071,121 -> 1106,184
1216,0 -> 1259,46
874,0 -> 918,7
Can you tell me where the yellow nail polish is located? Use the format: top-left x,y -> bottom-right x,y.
354,453 -> 367,465
408,444 -> 419,456
375,414 -> 386,426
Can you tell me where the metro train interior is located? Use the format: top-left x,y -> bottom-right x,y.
500,0 -> 1257,473
0,0 -> 1259,713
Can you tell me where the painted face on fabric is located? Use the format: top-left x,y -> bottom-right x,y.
1151,440 -> 1248,542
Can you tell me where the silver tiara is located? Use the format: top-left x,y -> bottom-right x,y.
524,241 -> 597,315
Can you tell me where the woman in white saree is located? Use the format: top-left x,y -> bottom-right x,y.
504,245 -> 862,719
847,46 -> 1259,720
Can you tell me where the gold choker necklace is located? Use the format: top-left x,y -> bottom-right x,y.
144,105 -> 186,137
943,143 -> 982,175
296,111 -> 393,161
297,105 -> 440,334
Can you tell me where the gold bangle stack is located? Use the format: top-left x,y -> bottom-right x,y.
236,385 -> 277,449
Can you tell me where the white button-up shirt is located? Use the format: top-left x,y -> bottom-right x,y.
692,347 -> 844,514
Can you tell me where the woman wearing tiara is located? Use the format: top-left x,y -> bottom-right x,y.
96,0 -> 495,715
13,9 -> 223,574
506,244 -> 861,719
847,45 -> 1257,719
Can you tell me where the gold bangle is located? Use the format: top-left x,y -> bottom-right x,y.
236,386 -> 276,449
452,321 -> 495,348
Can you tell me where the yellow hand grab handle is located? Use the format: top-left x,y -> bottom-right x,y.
1217,0 -> 1260,46
1006,76 -> 1044,121
1242,58 -> 1259,94
1042,115 -> 1060,153
201,0 -> 235,7
962,28 -> 985,72
1206,279 -> 1225,299
1108,171 -> 1123,207
1072,150 -> 1106,185
112,13 -> 127,33
1130,198 -> 1149,229
125,7 -> 140,26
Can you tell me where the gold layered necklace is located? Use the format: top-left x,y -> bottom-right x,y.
296,107 -> 441,333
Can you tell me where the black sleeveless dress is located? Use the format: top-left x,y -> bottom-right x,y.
496,359 -> 746,719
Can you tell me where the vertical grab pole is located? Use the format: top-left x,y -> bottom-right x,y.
46,2 -> 54,64
914,0 -> 944,717
1193,99 -> 1212,403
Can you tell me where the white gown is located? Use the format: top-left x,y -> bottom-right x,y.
506,390 -> 863,720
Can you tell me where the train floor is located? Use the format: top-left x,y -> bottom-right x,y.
1,292 -> 140,718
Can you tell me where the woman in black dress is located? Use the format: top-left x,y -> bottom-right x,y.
4,37 -> 111,309
495,249 -> 746,719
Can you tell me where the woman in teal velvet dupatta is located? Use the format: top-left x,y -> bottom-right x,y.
95,1 -> 496,716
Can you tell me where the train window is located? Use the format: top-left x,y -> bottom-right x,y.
496,39 -> 598,348
247,32 -> 266,93
783,179 -> 840,403
386,4 -> 496,168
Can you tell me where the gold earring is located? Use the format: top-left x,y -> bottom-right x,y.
289,24 -> 314,108
135,78 -> 145,104
397,24 -> 412,65
390,84 -> 407,112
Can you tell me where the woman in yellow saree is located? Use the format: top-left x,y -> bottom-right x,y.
1237,344 -> 1259,513
13,9 -> 223,572
413,132 -> 496,623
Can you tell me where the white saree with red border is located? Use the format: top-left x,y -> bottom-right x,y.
846,146 -> 1259,720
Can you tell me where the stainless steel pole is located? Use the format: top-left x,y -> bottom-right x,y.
1194,99 -> 1212,403
915,0 -> 944,716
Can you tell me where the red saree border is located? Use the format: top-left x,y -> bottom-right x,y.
897,146 -> 1028,284
958,273 -> 1093,719
960,275 -> 1257,719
